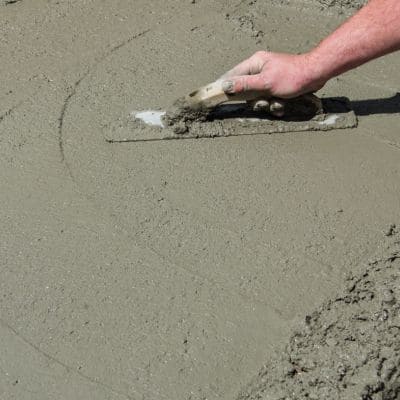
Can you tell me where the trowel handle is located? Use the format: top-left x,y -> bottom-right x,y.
186,81 -> 270,109
186,81 -> 323,115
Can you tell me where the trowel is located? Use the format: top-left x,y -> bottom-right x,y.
104,80 -> 357,143
179,81 -> 322,112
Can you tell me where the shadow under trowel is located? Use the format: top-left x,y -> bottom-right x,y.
210,94 -> 400,121
209,97 -> 354,122
350,93 -> 400,116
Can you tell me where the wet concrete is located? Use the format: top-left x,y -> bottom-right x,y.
1,1 -> 400,399
238,235 -> 400,400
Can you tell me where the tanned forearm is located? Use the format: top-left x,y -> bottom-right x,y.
309,0 -> 400,82
222,0 -> 400,106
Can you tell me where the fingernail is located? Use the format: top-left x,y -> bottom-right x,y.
270,101 -> 284,111
222,80 -> 234,93
254,99 -> 269,111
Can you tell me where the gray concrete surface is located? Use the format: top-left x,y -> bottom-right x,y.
1,1 -> 399,399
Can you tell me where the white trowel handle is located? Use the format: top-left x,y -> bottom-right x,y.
186,81 -> 269,109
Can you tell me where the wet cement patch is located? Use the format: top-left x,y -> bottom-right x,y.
162,96 -> 211,134
2,1 -> 400,399
238,235 -> 400,400
60,4 -> 400,398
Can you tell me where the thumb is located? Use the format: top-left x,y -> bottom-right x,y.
222,75 -> 268,94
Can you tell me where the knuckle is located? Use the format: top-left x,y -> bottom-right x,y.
252,51 -> 267,67
262,79 -> 272,91
254,50 -> 266,58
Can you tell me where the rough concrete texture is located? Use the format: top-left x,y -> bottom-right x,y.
163,96 -> 211,134
1,1 -> 400,399
315,0 -> 367,10
238,235 -> 400,400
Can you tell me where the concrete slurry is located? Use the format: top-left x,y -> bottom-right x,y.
1,1 -> 399,399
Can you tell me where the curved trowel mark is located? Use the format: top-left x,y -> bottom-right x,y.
58,29 -> 151,166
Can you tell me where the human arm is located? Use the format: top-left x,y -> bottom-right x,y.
221,0 -> 400,110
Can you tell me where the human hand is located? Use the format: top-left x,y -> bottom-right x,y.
220,51 -> 326,116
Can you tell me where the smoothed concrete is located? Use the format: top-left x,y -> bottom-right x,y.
1,1 -> 399,399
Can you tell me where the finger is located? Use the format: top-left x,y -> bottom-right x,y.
248,99 -> 270,112
219,52 -> 266,80
220,60 -> 254,80
222,74 -> 269,94
269,98 -> 285,117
